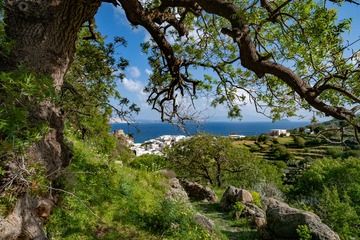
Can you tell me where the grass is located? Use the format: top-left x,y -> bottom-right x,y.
46,136 -> 220,240
193,202 -> 259,240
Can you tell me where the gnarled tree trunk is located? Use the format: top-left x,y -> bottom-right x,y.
1,1 -> 101,239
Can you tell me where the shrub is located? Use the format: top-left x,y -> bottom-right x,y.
271,144 -> 294,162
317,188 -> 359,238
46,135 -> 219,240
231,201 -> 246,220
326,148 -> 342,158
291,157 -> 360,239
251,191 -> 262,207
129,154 -> 167,171
257,134 -> 270,143
273,160 -> 287,170
341,150 -> 360,159
296,225 -> 311,240
293,136 -> 306,148
306,138 -> 322,147
249,144 -> 261,152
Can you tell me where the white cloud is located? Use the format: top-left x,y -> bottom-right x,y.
145,68 -> 153,76
129,66 -> 141,78
122,78 -> 145,95
144,32 -> 152,42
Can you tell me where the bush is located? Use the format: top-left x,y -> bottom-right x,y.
251,191 -> 262,207
291,157 -> 360,239
296,225 -> 311,240
257,134 -> 270,142
129,154 -> 167,172
293,136 -> 306,148
326,148 -> 342,158
249,144 -> 261,152
271,144 -> 294,162
46,135 -> 219,240
231,201 -> 246,220
317,188 -> 359,238
305,138 -> 322,147
341,150 -> 360,159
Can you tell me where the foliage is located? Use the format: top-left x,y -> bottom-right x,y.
291,157 -> 360,239
296,225 -> 312,240
293,136 -> 306,148
231,201 -> 246,219
305,138 -> 323,147
0,70 -> 55,152
129,154 -> 166,172
46,135 -> 218,240
166,134 -> 282,189
257,134 -> 270,143
251,191 -> 262,208
141,0 -> 360,125
61,28 -> 138,153
317,188 -> 359,238
271,144 -> 294,162
326,147 -> 343,158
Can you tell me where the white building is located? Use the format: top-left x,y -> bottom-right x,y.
228,134 -> 246,140
269,129 -> 290,137
130,135 -> 189,156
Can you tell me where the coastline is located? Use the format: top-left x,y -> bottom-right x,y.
111,121 -> 309,143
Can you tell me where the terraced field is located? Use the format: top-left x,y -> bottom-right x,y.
233,136 -> 349,184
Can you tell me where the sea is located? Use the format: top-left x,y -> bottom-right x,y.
111,121 -> 309,143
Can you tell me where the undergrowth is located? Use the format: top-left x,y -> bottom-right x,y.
46,135 -> 220,239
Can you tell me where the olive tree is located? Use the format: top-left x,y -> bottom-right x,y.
166,135 -> 281,188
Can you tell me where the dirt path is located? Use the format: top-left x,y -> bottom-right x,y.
193,202 -> 259,240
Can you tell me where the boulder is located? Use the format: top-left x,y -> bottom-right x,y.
193,213 -> 215,232
265,198 -> 340,240
180,180 -> 217,202
220,186 -> 253,210
166,177 -> 188,202
157,169 -> 177,179
243,203 -> 266,219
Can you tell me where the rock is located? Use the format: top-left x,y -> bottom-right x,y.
220,186 -> 253,210
158,169 -> 177,179
254,216 -> 267,229
180,180 -> 217,202
243,203 -> 265,219
166,177 -> 189,202
265,198 -> 340,240
194,213 -> 215,232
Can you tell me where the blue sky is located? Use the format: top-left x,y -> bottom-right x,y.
94,2 -> 360,122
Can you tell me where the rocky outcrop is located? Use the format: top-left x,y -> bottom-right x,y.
194,213 -> 215,232
220,186 -> 253,210
180,180 -> 217,202
265,198 -> 340,240
166,177 -> 189,202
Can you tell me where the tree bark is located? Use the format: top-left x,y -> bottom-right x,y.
1,1 -> 101,239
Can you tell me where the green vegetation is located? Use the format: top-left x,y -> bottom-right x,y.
129,154 -> 167,172
1,0 -> 360,239
46,135 -> 219,240
61,28 -> 138,154
293,136 -> 306,148
271,144 -> 294,162
290,157 -> 360,239
296,225 -> 311,240
166,134 -> 282,189
0,70 -> 55,152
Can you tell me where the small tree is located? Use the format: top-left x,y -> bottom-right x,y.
294,136 -> 306,148
166,135 -> 281,188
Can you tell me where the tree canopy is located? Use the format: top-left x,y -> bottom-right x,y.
111,0 -> 360,132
